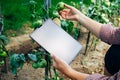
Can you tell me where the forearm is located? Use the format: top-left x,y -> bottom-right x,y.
77,12 -> 102,38
100,24 -> 120,44
64,67 -> 89,80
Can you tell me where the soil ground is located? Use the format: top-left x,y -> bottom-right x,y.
1,23 -> 110,80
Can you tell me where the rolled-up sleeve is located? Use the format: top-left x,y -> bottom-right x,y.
86,70 -> 120,80
99,24 -> 120,45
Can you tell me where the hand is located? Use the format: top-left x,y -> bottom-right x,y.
60,4 -> 81,21
51,54 -> 89,80
51,54 -> 71,75
60,4 -> 102,38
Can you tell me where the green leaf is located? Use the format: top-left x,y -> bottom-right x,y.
0,51 -> 7,57
53,68 -> 58,79
49,7 -> 60,19
29,0 -> 37,5
59,78 -> 64,80
61,20 -> 68,31
19,61 -> 24,69
10,54 -> 20,74
0,60 -> 4,65
10,54 -> 19,68
0,35 -> 9,45
83,0 -> 94,5
32,59 -> 47,69
10,53 -> 26,74
101,14 -> 109,23
28,53 -> 37,61
61,20 -> 74,34
19,54 -> 26,62
32,19 -> 43,28
37,59 -> 47,68
35,53 -> 42,61
109,0 -> 115,2
11,67 -> 17,74
52,11 -> 60,19
32,62 -> 39,69
73,28 -> 80,40
68,21 -> 73,34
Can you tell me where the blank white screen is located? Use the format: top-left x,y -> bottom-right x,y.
30,19 -> 82,64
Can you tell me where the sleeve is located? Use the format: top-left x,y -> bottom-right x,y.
86,70 -> 120,80
99,24 -> 120,45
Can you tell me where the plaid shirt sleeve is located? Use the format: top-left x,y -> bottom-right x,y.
86,70 -> 120,80
99,24 -> 120,45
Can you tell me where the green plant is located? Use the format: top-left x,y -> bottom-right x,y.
1,0 -> 30,31
9,1 -> 80,79
10,54 -> 25,74
10,47 -> 63,80
61,20 -> 74,34
0,35 -> 9,58
0,0 -> 119,79
82,0 -> 112,54
0,34 -> 9,74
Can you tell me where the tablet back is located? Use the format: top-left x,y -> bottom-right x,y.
30,19 -> 82,64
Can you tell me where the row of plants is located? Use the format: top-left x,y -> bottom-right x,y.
81,0 -> 120,54
0,0 -> 81,79
0,0 -> 120,80
9,1 -> 81,80
0,0 -> 119,34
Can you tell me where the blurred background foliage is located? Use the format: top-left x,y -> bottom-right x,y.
0,0 -> 81,31
0,0 -> 119,31
0,0 -> 41,31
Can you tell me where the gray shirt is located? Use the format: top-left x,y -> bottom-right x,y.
86,24 -> 120,80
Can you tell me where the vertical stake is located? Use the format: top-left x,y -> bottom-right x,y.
44,0 -> 51,80
0,6 -> 3,35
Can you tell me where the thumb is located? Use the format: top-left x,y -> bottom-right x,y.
51,54 -> 59,68
51,54 -> 58,63
66,15 -> 76,20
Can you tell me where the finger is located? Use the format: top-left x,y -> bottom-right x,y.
52,60 -> 56,67
59,9 -> 68,14
51,54 -> 56,66
59,9 -> 69,16
60,10 -> 70,19
61,12 -> 67,19
51,54 -> 55,60
64,4 -> 73,9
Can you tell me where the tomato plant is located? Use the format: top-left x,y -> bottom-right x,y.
10,47 -> 64,80
8,1 -> 80,79
0,35 -> 9,58
0,0 -> 120,79
0,15 -> 9,76
10,54 -> 25,74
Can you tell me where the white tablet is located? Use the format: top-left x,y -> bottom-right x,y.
30,19 -> 82,64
